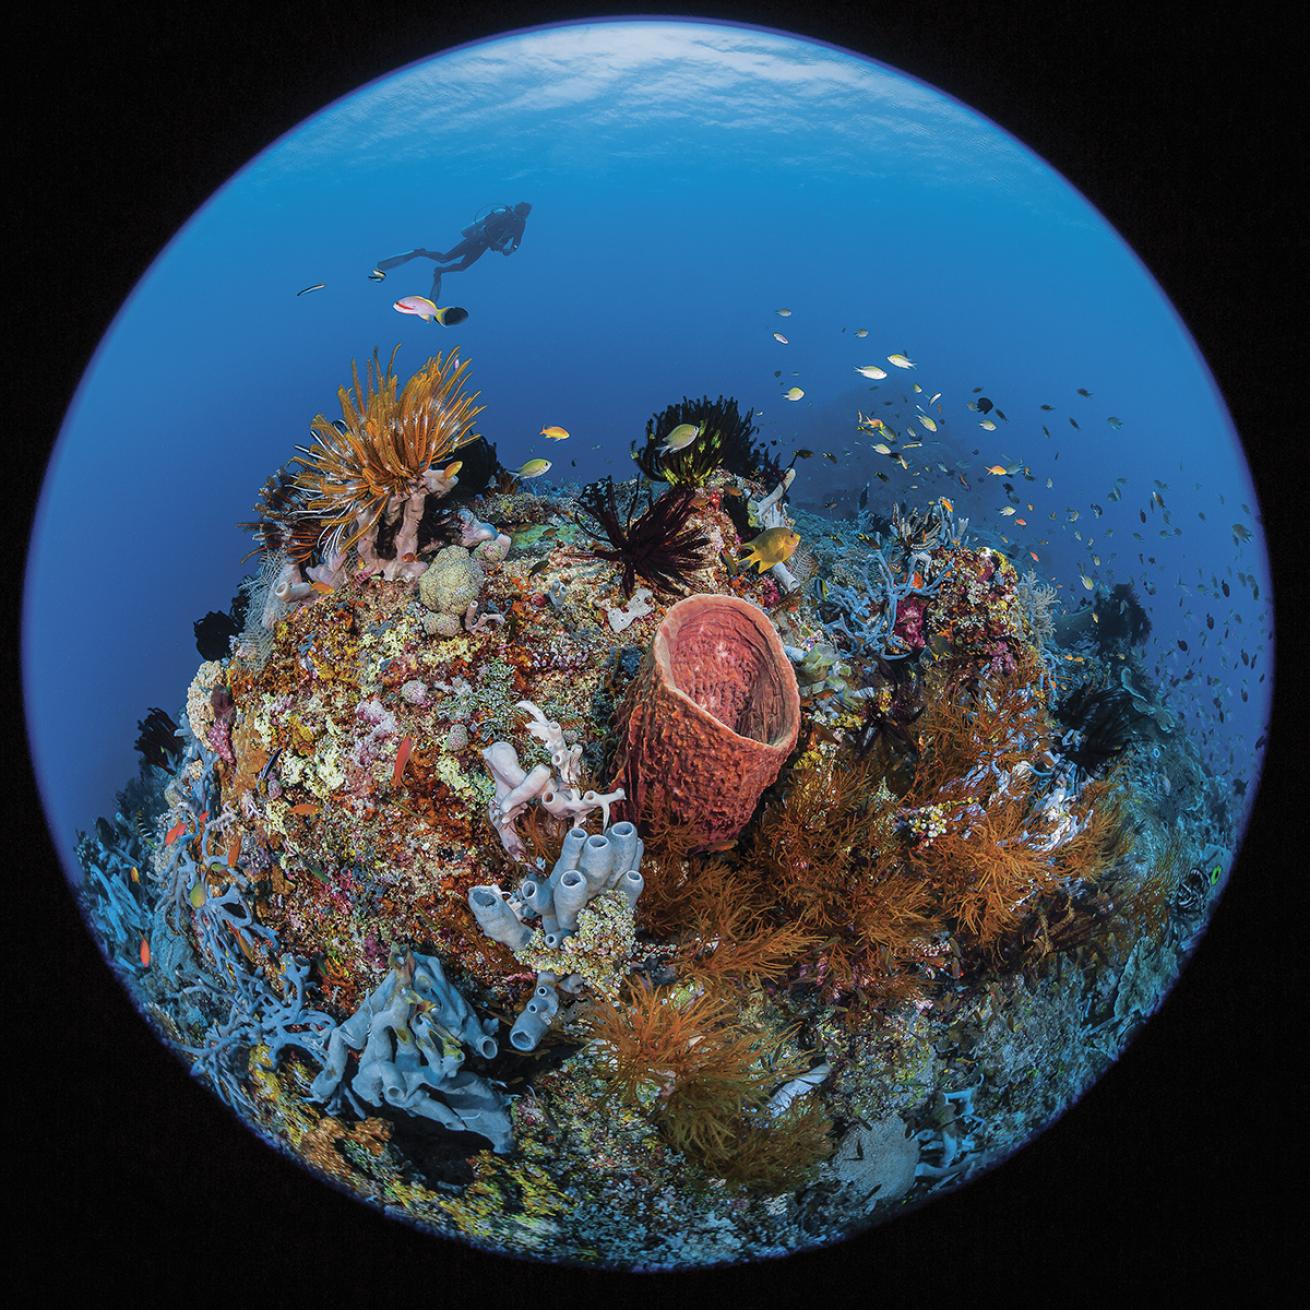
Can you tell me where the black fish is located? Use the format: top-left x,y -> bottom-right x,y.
859,487 -> 869,508
977,396 -> 993,413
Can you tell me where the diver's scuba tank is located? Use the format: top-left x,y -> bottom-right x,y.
461,204 -> 511,239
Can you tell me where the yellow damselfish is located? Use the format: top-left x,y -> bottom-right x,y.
739,527 -> 801,574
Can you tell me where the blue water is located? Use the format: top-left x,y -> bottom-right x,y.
23,18 -> 1273,867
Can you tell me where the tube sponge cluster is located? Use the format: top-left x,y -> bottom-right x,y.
309,948 -> 512,1152
467,820 -> 646,1052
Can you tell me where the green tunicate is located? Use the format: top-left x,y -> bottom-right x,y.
511,524 -> 553,549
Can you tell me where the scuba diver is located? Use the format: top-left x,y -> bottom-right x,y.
376,202 -> 532,300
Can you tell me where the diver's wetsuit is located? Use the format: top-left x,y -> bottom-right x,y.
377,205 -> 529,300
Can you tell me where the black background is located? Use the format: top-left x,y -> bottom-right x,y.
8,0 -> 1300,1298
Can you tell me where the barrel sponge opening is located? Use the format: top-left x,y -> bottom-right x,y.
660,597 -> 796,744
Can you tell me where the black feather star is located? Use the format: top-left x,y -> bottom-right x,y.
1054,682 -> 1149,776
135,708 -> 182,772
632,393 -> 781,486
574,478 -> 709,599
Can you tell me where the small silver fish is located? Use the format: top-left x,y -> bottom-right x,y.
515,458 -> 552,479
660,422 -> 703,454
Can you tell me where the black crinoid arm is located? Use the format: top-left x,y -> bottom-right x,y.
632,393 -> 782,486
574,478 -> 710,598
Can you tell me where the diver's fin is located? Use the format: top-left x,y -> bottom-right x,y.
376,250 -> 421,271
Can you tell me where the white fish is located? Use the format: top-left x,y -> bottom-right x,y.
660,422 -> 703,454
917,415 -> 937,432
773,332 -> 789,344
784,386 -> 805,401
887,353 -> 915,369
855,327 -> 869,338
515,458 -> 553,479
776,307 -> 792,317
855,365 -> 887,380
393,294 -> 440,320
979,419 -> 997,431
1000,506 -> 1016,517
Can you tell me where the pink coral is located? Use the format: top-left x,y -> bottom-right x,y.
985,639 -> 1018,676
893,595 -> 929,650
612,595 -> 800,849
207,688 -> 235,765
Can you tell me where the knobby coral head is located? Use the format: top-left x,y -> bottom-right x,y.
293,346 -> 486,558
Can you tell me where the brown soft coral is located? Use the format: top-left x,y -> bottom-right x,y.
582,977 -> 829,1190
749,752 -> 937,1001
902,668 -> 1130,959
